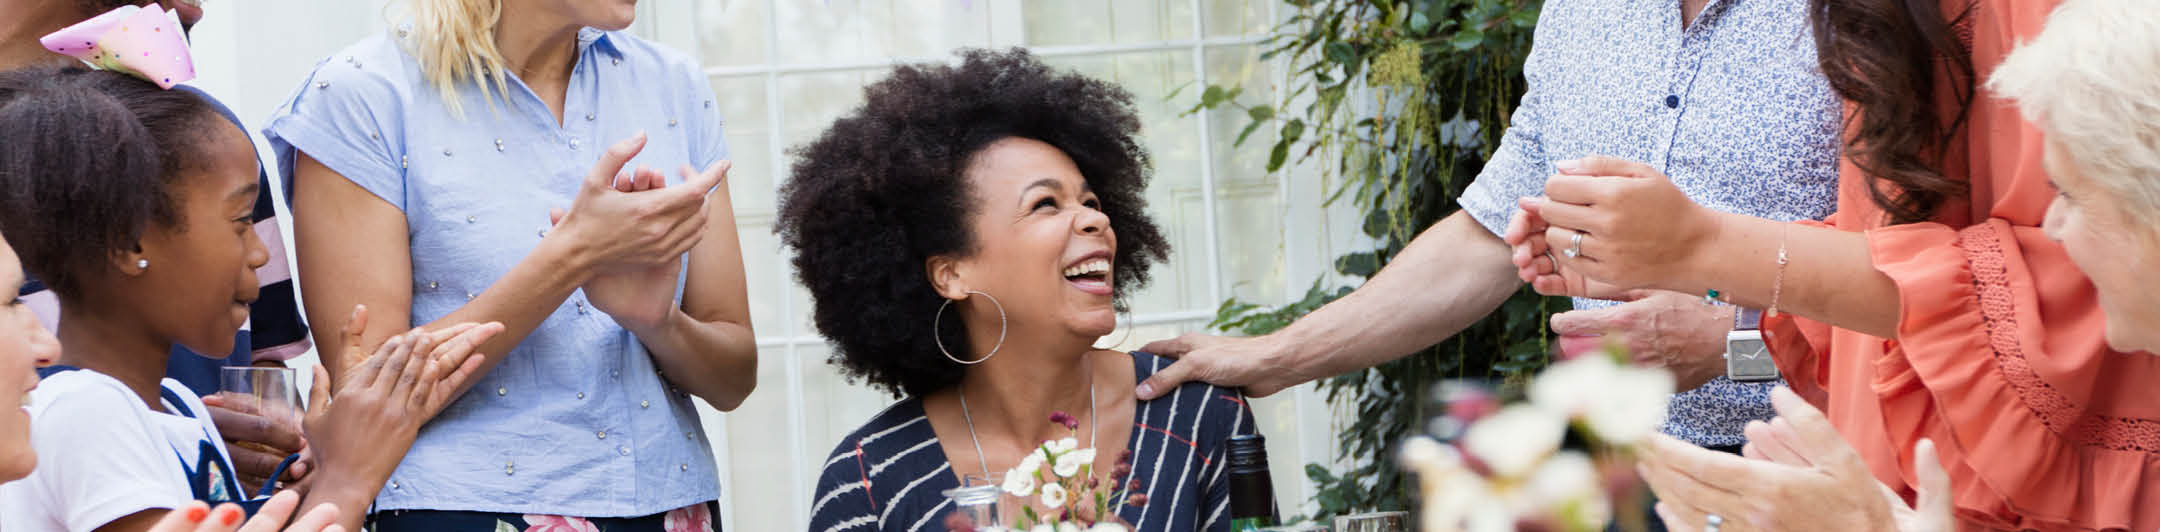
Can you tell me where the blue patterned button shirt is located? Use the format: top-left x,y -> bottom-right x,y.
1456,0 -> 1841,447
263,28 -> 724,516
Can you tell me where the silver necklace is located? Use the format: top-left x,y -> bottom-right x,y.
959,357 -> 1098,479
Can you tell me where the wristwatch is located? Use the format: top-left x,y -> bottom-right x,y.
1724,309 -> 1780,382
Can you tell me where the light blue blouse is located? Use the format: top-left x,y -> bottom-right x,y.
264,27 -> 725,517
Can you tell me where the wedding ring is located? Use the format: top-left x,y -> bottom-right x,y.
1564,231 -> 1585,259
1704,513 -> 1724,532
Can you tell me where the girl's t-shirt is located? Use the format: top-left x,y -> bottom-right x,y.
0,369 -> 243,532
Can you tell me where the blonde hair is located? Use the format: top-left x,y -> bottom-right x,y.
401,0 -> 513,117
1989,0 -> 2160,222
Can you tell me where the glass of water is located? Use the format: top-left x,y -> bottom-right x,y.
216,366 -> 301,455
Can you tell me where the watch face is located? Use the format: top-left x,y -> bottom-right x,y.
1726,337 -> 1779,382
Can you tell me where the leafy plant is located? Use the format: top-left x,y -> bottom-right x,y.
1192,0 -> 1564,520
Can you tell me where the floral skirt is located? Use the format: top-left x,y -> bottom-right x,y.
368,502 -> 717,532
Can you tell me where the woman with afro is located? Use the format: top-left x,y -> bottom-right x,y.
786,48 -> 1261,532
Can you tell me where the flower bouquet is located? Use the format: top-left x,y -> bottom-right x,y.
1399,349 -> 1675,532
946,412 -> 1146,532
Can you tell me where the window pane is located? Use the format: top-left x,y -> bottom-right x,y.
1207,44 -> 1286,305
711,75 -> 776,213
1205,0 -> 1273,37
1023,0 -> 1193,47
737,224 -> 789,341
775,0 -> 994,65
714,348 -> 800,531
1042,51 -> 1207,314
797,343 -> 903,459
696,0 -> 768,67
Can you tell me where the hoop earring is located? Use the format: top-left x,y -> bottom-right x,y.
934,290 -> 1007,365
1091,311 -> 1134,350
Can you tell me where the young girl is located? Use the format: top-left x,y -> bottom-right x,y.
0,65 -> 502,532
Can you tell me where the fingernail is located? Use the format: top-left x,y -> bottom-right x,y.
185,505 -> 208,523
1134,384 -> 1155,398
1555,159 -> 1580,172
219,507 -> 242,526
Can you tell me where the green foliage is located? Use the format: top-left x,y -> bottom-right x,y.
1195,0 -> 1564,520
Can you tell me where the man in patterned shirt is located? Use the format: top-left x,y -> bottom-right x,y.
0,0 -> 313,493
1139,0 -> 1839,456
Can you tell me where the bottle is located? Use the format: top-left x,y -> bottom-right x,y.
1226,434 -> 1279,531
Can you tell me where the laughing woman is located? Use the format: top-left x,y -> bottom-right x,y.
266,0 -> 754,529
787,49 -> 1261,532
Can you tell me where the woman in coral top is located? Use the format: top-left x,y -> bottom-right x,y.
1506,0 -> 2160,529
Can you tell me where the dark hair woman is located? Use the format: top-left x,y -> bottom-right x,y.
1501,0 -> 2160,529
785,48 -> 1261,531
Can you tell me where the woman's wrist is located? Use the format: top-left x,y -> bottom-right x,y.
534,230 -> 599,285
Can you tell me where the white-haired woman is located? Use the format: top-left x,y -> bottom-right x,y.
266,0 -> 756,529
1632,1 -> 2160,530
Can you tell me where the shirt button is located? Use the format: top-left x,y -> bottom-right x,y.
497,386 -> 507,396
576,392 -> 586,399
505,461 -> 515,475
442,147 -> 453,157
684,431 -> 694,440
619,446 -> 630,456
612,58 -> 621,66
585,113 -> 595,121
1664,95 -> 1680,108
596,431 -> 606,440
316,81 -> 329,89
668,118 -> 678,127
569,137 -> 582,150
680,464 -> 688,471
575,301 -> 587,314
389,480 -> 399,489
495,139 -> 505,152
427,281 -> 439,290
466,215 -> 476,224
640,400 -> 649,409
465,292 -> 476,301
610,370 -> 619,378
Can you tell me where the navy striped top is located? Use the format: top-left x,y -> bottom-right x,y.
809,352 -> 1260,532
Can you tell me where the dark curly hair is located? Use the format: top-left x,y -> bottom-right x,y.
0,66 -> 219,298
775,48 -> 1171,398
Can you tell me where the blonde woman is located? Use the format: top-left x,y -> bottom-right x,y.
266,0 -> 755,529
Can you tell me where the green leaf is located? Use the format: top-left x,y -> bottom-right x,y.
1449,28 -> 1486,50
1281,119 -> 1306,144
1200,85 -> 1228,108
1408,11 -> 1432,33
1234,119 -> 1267,147
493,521 -> 519,532
1267,140 -> 1291,173
1511,6 -> 1542,28
1323,42 -> 1356,66
1246,104 -> 1274,122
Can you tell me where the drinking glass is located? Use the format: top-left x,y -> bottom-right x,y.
216,366 -> 301,455
1331,511 -> 1408,532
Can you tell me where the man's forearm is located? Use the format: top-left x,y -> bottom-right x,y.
1271,211 -> 1526,380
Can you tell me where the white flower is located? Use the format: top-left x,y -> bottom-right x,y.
1047,437 -> 1079,455
1581,366 -> 1674,445
1054,448 -> 1096,478
1041,483 -> 1068,509
1462,404 -> 1566,478
1528,355 -> 1620,417
1056,523 -> 1081,532
1031,524 -> 1056,532
1084,523 -> 1127,532
1525,452 -> 1612,529
1015,452 -> 1046,477
1002,468 -> 1038,497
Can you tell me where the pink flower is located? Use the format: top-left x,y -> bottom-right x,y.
1050,411 -> 1079,430
662,504 -> 715,532
522,515 -> 600,532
